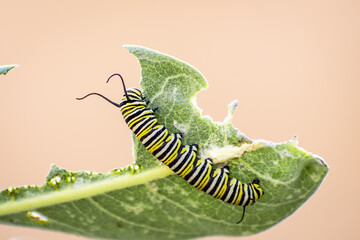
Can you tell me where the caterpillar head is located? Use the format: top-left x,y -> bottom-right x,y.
251,178 -> 265,203
123,88 -> 144,102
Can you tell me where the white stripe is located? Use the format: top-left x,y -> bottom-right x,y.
224,180 -> 236,203
231,182 -> 240,204
171,150 -> 189,171
206,172 -> 221,194
193,162 -> 210,186
145,128 -> 167,149
141,127 -> 163,145
158,137 -> 180,161
154,137 -> 175,159
131,116 -> 154,133
241,184 -> 248,206
186,160 -> 205,183
174,152 -> 194,174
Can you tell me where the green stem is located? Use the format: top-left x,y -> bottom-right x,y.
0,166 -> 173,216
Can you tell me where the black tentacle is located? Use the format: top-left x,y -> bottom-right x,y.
76,92 -> 121,108
237,206 -> 246,224
107,73 -> 130,101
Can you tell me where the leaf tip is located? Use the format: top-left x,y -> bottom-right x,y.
0,64 -> 19,75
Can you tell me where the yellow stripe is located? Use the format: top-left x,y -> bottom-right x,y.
121,105 -> 145,117
147,135 -> 167,153
212,169 -> 220,177
216,174 -> 228,199
252,184 -> 258,201
214,175 -> 224,198
163,140 -> 182,165
179,153 -> 196,178
235,184 -> 244,205
128,116 -> 149,128
147,131 -> 168,153
137,121 -> 158,139
181,147 -> 187,154
196,164 -> 211,189
196,158 -> 204,166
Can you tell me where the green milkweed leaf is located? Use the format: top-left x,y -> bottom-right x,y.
0,46 -> 328,240
0,64 -> 18,75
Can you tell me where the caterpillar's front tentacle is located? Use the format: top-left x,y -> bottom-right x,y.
76,93 -> 121,108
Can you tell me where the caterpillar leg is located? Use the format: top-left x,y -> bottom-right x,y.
205,158 -> 213,164
191,144 -> 199,153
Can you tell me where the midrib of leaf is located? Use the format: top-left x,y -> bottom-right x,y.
0,165 -> 173,216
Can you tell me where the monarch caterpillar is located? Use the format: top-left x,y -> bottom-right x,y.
77,73 -> 264,223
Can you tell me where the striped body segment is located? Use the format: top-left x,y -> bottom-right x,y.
119,88 -> 264,208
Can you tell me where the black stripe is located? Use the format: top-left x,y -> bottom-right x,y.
167,145 -> 184,168
208,170 -> 224,196
125,111 -> 153,125
136,118 -> 159,140
133,116 -> 156,135
172,148 -> 193,173
226,179 -> 239,204
182,157 -> 201,181
220,176 -> 232,201
124,108 -> 145,123
188,159 -> 209,185
141,126 -> 166,149
120,102 -> 145,112
157,135 -> 179,161
201,171 -> 215,193
239,183 -> 246,206
253,185 -> 261,199
242,184 -> 253,206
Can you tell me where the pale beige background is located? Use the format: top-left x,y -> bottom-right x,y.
0,0 -> 359,239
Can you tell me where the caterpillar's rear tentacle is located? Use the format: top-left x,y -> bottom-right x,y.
237,206 -> 246,224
